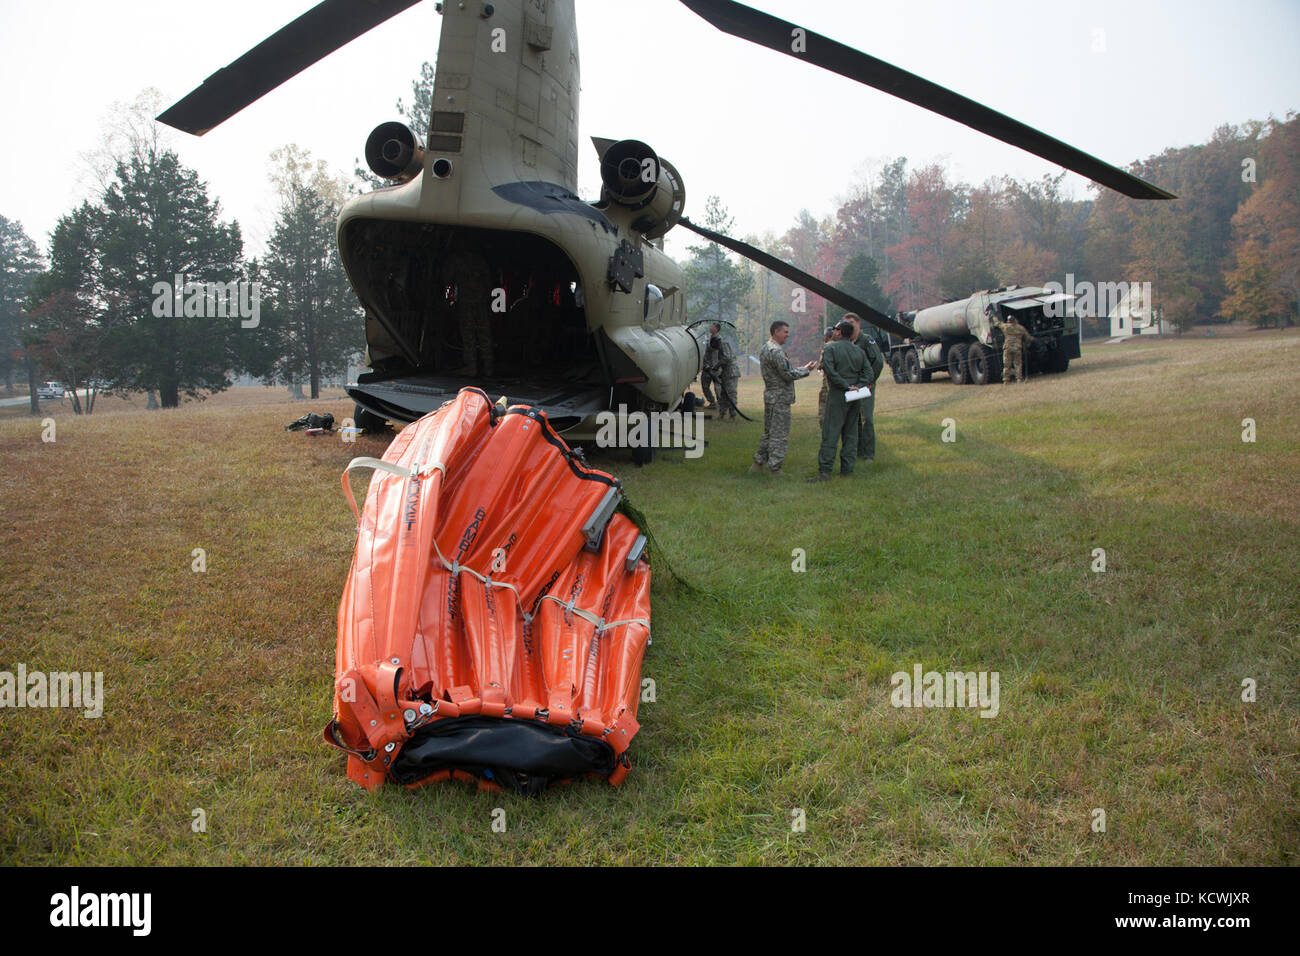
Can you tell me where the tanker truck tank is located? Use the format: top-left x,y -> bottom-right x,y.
887,285 -> 1079,386
912,293 -> 995,342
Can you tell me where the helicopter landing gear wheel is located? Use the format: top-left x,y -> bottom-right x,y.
353,403 -> 389,433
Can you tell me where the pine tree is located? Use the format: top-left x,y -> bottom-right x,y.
827,253 -> 894,344
683,196 -> 753,330
0,216 -> 44,402
263,147 -> 360,398
94,149 -> 246,406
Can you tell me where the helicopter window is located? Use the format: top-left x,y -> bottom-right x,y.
643,284 -> 664,324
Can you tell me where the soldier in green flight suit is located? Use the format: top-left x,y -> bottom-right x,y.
809,319 -> 870,481
847,314 -> 886,462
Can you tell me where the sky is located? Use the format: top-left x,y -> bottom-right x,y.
1,0 -> 1297,264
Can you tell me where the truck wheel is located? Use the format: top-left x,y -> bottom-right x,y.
904,350 -> 922,384
967,343 -> 990,385
891,354 -> 906,384
948,343 -> 970,385
354,403 -> 389,433
1050,350 -> 1070,373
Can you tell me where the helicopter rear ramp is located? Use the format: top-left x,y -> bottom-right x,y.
348,372 -> 607,432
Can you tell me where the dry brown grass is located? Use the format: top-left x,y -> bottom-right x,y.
1,332 -> 1296,865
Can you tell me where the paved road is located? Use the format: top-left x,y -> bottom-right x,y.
0,389 -> 94,409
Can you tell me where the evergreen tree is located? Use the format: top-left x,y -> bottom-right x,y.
27,204 -> 111,413
827,253 -> 894,344
0,216 -> 44,401
683,196 -> 753,329
94,149 -> 246,406
262,147 -> 360,398
355,59 -> 437,189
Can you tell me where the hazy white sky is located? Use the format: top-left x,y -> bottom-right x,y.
1,0 -> 1297,263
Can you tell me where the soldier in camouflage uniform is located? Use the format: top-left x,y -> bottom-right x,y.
999,313 -> 1035,384
700,333 -> 721,407
817,325 -> 837,428
847,314 -> 886,461
749,320 -> 815,476
809,319 -> 870,481
713,323 -> 741,421
444,247 -> 494,378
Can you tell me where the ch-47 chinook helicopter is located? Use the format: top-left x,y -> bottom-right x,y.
158,0 -> 1173,437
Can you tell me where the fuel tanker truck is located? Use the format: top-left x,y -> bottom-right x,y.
886,285 -> 1080,385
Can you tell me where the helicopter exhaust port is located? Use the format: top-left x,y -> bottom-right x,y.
596,139 -> 686,241
365,122 -> 425,183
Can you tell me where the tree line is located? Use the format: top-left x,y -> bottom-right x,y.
4,81 -> 1293,408
0,97 -> 366,414
684,114 -> 1299,365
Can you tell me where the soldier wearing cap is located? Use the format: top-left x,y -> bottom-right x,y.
713,323 -> 741,421
817,324 -> 838,428
809,319 -> 870,481
700,333 -> 721,408
999,312 -> 1035,384
749,320 -> 816,476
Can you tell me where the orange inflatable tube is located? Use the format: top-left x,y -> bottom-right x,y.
325,388 -> 651,794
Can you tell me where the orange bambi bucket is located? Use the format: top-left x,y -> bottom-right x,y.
324,388 -> 652,795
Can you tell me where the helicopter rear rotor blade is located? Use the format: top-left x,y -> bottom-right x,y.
678,0 -> 1175,201
678,217 -> 915,340
157,0 -> 422,135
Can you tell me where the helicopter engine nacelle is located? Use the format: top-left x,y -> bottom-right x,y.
599,139 -> 685,241
365,122 -> 425,184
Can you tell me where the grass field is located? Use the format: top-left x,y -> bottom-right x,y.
1,332 -> 1297,865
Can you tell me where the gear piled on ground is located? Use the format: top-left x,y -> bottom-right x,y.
325,388 -> 652,795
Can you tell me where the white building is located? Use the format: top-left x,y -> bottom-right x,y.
1108,283 -> 1165,338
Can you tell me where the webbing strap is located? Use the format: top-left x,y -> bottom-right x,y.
340,456 -> 446,528
343,456 -> 648,637
429,530 -> 649,635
